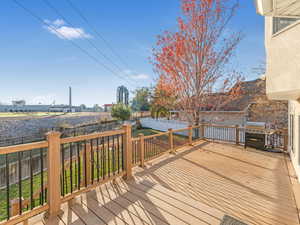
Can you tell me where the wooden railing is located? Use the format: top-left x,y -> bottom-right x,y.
0,125 -> 131,225
0,123 -> 288,225
0,141 -> 49,225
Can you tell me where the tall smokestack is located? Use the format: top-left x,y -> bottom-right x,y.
69,86 -> 72,112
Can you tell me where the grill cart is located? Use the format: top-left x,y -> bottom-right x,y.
244,122 -> 276,150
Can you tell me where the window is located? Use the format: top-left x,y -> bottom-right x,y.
273,17 -> 299,34
290,114 -> 295,152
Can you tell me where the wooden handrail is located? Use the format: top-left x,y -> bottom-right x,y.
60,129 -> 125,144
0,205 -> 49,225
191,124 -> 238,129
143,132 -> 168,140
0,141 -> 48,155
131,137 -> 140,142
172,127 -> 190,133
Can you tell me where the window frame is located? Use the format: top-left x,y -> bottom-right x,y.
273,17 -> 300,35
290,114 -> 295,153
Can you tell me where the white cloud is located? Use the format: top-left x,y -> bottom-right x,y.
52,19 -> 65,26
44,19 -> 92,40
130,73 -> 149,80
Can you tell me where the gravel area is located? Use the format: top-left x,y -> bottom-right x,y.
0,112 -> 112,139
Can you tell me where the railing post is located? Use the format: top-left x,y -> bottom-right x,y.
123,124 -> 133,180
139,134 -> 145,168
188,125 -> 193,146
168,128 -> 174,153
85,142 -> 92,186
200,124 -> 205,140
283,130 -> 288,151
46,131 -> 62,218
235,125 -> 240,145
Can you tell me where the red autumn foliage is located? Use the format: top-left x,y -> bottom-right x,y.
152,0 -> 244,124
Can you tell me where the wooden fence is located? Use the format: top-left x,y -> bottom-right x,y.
0,123 -> 288,225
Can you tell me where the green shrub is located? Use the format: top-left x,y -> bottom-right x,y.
111,104 -> 131,121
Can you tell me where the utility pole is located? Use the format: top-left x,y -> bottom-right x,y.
69,86 -> 72,112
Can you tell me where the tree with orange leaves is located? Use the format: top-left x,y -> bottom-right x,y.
151,76 -> 177,119
152,0 -> 243,125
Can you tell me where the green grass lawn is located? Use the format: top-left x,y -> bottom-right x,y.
132,128 -> 161,137
133,128 -> 189,143
0,172 -> 46,221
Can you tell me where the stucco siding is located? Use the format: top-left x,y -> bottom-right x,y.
265,17 -> 300,100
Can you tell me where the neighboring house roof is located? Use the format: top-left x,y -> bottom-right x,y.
220,79 -> 266,111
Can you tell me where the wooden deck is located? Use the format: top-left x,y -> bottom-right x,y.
30,141 -> 299,225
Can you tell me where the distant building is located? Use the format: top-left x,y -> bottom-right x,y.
0,87 -> 80,112
0,102 -> 79,113
103,104 -> 113,112
49,105 -> 77,113
12,100 -> 26,106
117,86 -> 129,105
0,104 -> 51,112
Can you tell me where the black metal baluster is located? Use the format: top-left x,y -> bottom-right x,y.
102,137 -> 105,179
107,136 -> 110,177
117,134 -> 120,174
132,141 -> 134,164
151,138 -> 153,157
145,140 -> 147,160
96,138 -> 100,182
133,141 -> 135,164
146,140 -> 148,160
64,170 -> 68,194
112,135 -> 115,175
152,138 -> 154,157
77,142 -> 81,190
40,149 -> 44,205
61,145 -> 65,196
135,141 -> 138,163
30,150 -> 33,209
121,134 -> 124,171
84,141 -> 87,187
6,154 -> 10,220
18,151 -> 22,215
149,139 -> 152,158
148,139 -> 151,158
75,147 -> 78,190
70,143 -> 73,193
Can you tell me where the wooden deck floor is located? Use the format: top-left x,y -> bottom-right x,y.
30,141 -> 299,225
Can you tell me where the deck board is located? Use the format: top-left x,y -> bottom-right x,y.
134,142 -> 300,225
38,141 -> 299,225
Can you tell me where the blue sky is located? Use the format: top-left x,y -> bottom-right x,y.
0,0 -> 265,107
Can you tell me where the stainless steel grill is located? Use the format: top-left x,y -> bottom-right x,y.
245,122 -> 269,150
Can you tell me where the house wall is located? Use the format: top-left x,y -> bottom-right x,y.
265,16 -> 300,180
265,17 -> 300,100
289,100 -> 300,181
